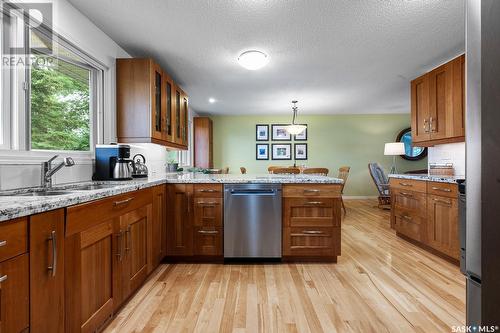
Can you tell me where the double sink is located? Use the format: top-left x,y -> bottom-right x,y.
0,183 -> 118,197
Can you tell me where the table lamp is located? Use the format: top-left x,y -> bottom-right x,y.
384,142 -> 405,174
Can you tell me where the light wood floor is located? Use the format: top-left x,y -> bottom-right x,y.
105,200 -> 465,333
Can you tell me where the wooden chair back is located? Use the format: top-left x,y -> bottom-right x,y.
337,166 -> 350,193
268,166 -> 280,173
303,168 -> 329,176
240,167 -> 247,174
272,167 -> 300,174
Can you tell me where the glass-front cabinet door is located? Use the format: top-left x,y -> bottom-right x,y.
152,62 -> 163,141
182,93 -> 189,146
163,74 -> 174,142
174,86 -> 182,144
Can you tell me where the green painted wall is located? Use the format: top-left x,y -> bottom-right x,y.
212,114 -> 427,196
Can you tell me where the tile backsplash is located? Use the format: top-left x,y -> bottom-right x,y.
427,142 -> 465,177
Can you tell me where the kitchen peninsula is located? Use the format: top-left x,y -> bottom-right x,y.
0,173 -> 343,332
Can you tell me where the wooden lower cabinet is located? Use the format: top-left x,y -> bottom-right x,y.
152,185 -> 167,269
166,184 -> 194,256
390,179 -> 460,262
193,227 -> 222,256
427,195 -> 459,259
0,254 -> 29,333
65,188 -> 154,332
282,185 -> 342,261
30,209 -> 65,333
116,205 -> 151,305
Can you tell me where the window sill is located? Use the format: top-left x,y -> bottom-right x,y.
0,150 -> 93,165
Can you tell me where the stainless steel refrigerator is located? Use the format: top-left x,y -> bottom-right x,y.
465,0 -> 500,325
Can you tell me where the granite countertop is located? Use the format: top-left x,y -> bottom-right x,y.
388,173 -> 464,184
0,172 -> 343,222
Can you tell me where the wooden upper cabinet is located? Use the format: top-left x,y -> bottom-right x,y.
30,209 -> 65,333
411,75 -> 430,142
411,54 -> 465,146
117,58 -> 188,149
193,117 -> 214,168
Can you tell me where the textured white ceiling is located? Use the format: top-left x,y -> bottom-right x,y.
67,0 -> 465,115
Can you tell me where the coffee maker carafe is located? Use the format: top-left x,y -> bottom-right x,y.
93,144 -> 133,180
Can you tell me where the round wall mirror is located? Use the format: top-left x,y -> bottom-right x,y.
396,128 -> 427,161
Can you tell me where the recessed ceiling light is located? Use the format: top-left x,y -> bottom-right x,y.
237,50 -> 269,70
208,97 -> 216,103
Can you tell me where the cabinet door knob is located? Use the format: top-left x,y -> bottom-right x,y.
0,240 -> 6,247
0,274 -> 7,283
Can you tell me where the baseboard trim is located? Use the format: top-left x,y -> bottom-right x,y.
343,196 -> 378,200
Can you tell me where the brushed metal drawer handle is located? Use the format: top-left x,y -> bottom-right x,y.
303,189 -> 320,193
198,230 -> 218,234
114,198 -> 134,206
399,182 -> 413,187
47,230 -> 57,277
302,230 -> 324,234
199,189 -> 217,193
432,187 -> 452,192
0,274 -> 7,283
115,231 -> 124,261
197,201 -> 219,205
433,198 -> 452,205
305,201 -> 324,205
0,240 -> 6,247
401,215 -> 413,221
400,192 -> 414,198
125,225 -> 131,252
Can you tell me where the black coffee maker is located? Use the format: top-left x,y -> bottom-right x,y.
93,144 -> 133,180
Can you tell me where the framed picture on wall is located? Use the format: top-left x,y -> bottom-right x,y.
256,144 -> 269,160
294,143 -> 308,160
294,125 -> 308,141
256,124 -> 269,141
272,144 -> 292,160
271,124 -> 291,141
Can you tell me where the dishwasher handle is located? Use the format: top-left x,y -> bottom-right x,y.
229,189 -> 279,196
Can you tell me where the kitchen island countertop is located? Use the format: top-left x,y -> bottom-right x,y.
388,173 -> 464,184
0,173 -> 343,222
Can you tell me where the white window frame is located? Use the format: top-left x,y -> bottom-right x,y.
0,2 -> 105,163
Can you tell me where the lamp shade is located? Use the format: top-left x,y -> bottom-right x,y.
384,142 -> 405,156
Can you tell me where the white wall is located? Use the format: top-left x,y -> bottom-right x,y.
427,142 -> 466,177
0,0 -> 130,190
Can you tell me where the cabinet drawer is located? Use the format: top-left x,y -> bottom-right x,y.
193,198 -> 222,227
283,227 -> 340,257
283,185 -> 341,198
427,182 -> 458,198
394,210 -> 424,242
66,188 -> 152,236
392,189 -> 426,216
193,184 -> 223,198
283,198 -> 339,227
0,253 -> 29,333
0,218 -> 28,263
389,178 -> 426,193
193,227 -> 222,256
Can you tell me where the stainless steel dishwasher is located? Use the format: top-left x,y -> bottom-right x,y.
224,183 -> 282,258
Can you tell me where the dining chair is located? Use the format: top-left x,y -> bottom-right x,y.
368,162 -> 391,209
337,166 -> 350,216
240,167 -> 247,174
303,168 -> 329,176
271,167 -> 301,174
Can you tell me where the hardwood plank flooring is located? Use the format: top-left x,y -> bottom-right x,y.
105,199 -> 465,333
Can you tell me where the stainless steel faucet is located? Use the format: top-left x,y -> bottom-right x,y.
41,155 -> 75,188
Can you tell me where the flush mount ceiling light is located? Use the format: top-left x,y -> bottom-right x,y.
237,50 -> 269,70
208,97 -> 216,103
286,101 -> 307,135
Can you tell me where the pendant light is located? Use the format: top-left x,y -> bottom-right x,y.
286,101 -> 307,135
